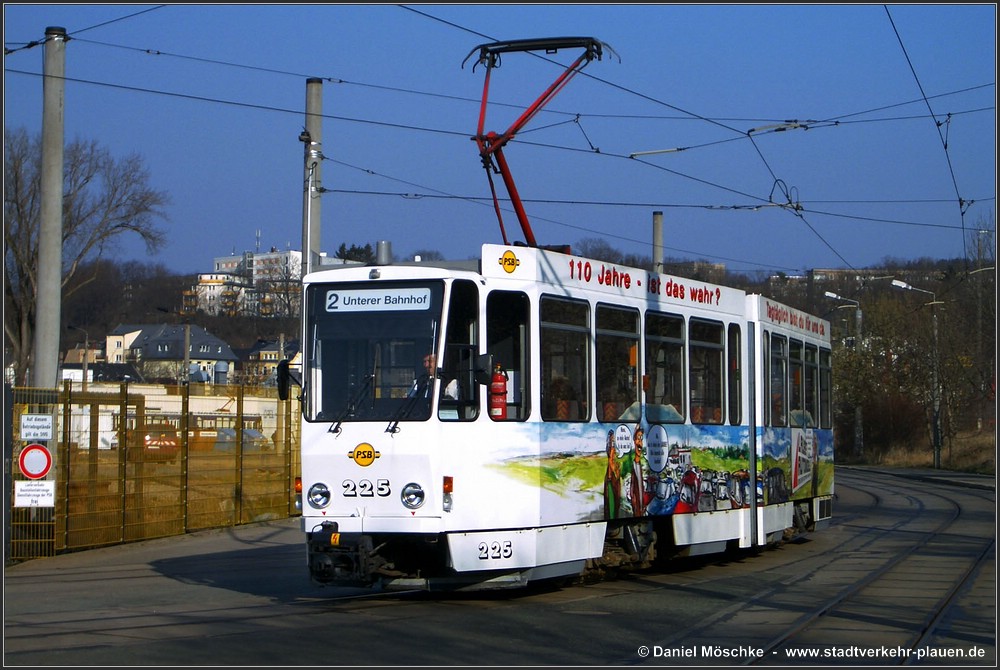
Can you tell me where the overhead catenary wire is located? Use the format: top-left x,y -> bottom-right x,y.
14,61 -> 987,231
4,5 -> 993,272
884,5 -> 972,264
6,65 -> 990,274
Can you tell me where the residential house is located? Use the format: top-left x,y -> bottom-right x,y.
107,323 -> 239,384
237,337 -> 300,386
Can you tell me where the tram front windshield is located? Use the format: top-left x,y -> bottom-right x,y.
304,280 -> 445,423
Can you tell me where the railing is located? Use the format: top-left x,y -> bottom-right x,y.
5,381 -> 301,564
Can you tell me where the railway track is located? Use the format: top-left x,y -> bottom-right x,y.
305,467 -> 995,665
578,466 -> 995,666
735,468 -> 994,664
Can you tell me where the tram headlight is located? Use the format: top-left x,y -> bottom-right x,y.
401,482 -> 426,509
307,482 -> 332,509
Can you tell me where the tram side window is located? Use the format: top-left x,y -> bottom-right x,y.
540,296 -> 590,422
645,312 -> 685,423
596,304 -> 640,422
440,279 -> 480,421
689,319 -> 724,424
819,348 -> 832,429
803,343 -> 819,428
727,323 -> 742,425
789,339 -> 805,426
486,290 -> 530,421
769,334 -> 787,427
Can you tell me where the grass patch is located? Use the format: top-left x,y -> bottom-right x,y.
874,429 -> 995,474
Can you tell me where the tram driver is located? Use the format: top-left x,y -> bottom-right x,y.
409,353 -> 461,400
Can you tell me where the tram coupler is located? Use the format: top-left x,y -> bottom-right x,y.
306,521 -> 378,586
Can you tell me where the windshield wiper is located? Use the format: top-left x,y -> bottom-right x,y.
329,372 -> 375,434
385,374 -> 431,434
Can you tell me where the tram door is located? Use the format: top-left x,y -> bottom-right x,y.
440,280 -> 481,420
486,290 -> 530,420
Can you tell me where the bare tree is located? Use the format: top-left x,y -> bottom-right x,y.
959,214 -> 996,433
254,253 -> 302,319
4,127 -> 169,385
574,237 -> 624,264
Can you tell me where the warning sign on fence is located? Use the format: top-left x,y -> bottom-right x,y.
20,414 -> 53,441
14,480 -> 56,508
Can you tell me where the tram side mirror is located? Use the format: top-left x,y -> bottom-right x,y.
473,353 -> 494,386
276,359 -> 301,400
277,360 -> 290,400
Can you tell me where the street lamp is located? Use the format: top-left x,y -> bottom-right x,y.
67,324 -> 89,392
823,291 -> 864,459
299,129 -> 323,278
891,279 -> 942,469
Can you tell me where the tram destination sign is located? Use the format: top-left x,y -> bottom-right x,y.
325,288 -> 432,312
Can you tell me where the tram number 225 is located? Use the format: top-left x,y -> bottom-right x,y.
342,479 -> 390,497
478,540 -> 513,561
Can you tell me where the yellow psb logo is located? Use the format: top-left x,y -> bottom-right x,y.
348,443 -> 380,467
498,250 -> 520,274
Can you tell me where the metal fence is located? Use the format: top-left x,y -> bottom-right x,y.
5,381 -> 300,564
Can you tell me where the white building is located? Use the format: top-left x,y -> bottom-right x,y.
189,247 -> 360,317
189,248 -> 304,317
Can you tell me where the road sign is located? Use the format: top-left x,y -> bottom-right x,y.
19,444 -> 52,480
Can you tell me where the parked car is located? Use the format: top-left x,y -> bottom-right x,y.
212,427 -> 271,453
109,421 -> 180,463
140,423 -> 181,464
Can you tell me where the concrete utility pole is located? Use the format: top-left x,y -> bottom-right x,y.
31,26 -> 67,388
652,210 -> 664,274
300,77 -> 323,278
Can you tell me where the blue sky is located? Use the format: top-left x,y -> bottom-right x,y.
4,3 -> 996,275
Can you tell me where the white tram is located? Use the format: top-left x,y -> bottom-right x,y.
279,242 -> 834,591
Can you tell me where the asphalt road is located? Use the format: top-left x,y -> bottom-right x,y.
3,467 -> 995,667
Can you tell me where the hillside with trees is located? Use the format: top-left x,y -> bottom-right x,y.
50,226 -> 995,473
